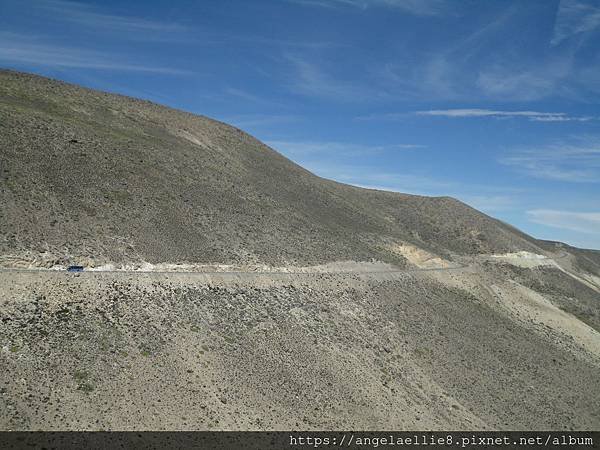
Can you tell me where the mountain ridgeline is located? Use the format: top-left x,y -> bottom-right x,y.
0,70 -> 588,268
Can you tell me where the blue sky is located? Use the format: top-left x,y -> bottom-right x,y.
1,0 -> 600,249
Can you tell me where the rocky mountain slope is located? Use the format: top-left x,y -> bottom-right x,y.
2,269 -> 599,431
1,69 -> 548,268
1,70 -> 599,431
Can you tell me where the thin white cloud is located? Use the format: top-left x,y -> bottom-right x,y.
459,195 -> 517,213
30,0 -> 337,48
224,88 -> 265,103
266,142 -> 523,216
415,109 -> 595,121
266,140 -> 424,158
34,0 -> 187,35
367,7 -> 553,103
293,162 -> 520,211
501,138 -> 600,183
528,115 -> 596,122
298,162 -> 456,194
226,35 -> 337,50
282,4 -> 595,104
285,55 -> 386,101
375,55 -> 461,101
476,57 -> 574,101
288,0 -> 446,16
290,53 -> 455,103
347,184 -> 518,215
358,109 -> 595,122
527,209 -> 600,234
355,112 -> 407,121
222,87 -> 289,108
0,33 -> 190,75
552,0 -> 600,45
221,114 -> 301,129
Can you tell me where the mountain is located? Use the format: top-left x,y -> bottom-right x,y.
1,70 -> 599,431
1,69 -> 549,269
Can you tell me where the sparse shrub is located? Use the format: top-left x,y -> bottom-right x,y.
78,382 -> 94,393
413,347 -> 431,357
73,370 -> 88,381
73,370 -> 94,393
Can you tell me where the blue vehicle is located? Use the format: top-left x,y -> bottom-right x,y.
67,265 -> 84,272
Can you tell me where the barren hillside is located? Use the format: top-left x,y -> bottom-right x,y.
1,70 -> 599,431
1,70 -> 547,268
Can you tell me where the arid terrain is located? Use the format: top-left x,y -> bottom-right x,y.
1,70 -> 599,430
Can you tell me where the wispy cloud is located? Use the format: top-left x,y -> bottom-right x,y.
288,53 -> 449,102
501,138 -> 600,182
349,183 -> 518,215
288,0 -> 447,16
375,55 -> 462,101
33,0 -> 187,37
285,55 -> 385,101
266,140 -> 424,158
415,109 -> 595,121
224,87 -> 265,103
0,33 -> 190,75
224,35 -> 338,50
367,6 -> 552,102
293,161 -> 520,212
458,195 -> 517,213
267,141 -> 522,215
552,0 -> 600,45
282,3 -> 598,104
476,56 -> 575,101
222,87 -> 289,108
221,114 -> 301,129
24,0 -> 337,48
357,109 -> 596,122
527,209 -> 600,234
355,112 -> 407,121
296,162 -> 455,194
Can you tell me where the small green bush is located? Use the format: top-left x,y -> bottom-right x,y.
78,382 -> 94,393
